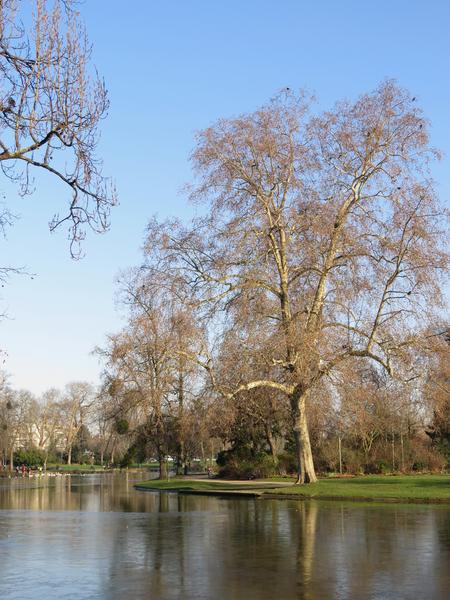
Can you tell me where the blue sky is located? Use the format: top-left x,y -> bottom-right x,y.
1,0 -> 449,395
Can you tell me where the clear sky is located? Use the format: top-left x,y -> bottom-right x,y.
1,0 -> 449,395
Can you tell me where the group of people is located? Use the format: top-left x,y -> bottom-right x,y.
15,464 -> 44,477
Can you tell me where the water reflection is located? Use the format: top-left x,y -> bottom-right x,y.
0,473 -> 449,599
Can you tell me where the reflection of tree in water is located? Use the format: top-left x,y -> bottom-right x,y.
433,506 -> 450,599
292,502 -> 318,600
65,491 -> 450,600
0,472 -> 165,513
141,498 -> 450,599
100,492 -> 194,599
288,502 -> 450,599
99,496 -> 321,600
1,477 -> 449,599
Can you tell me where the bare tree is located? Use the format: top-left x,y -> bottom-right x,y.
99,310 -> 178,477
0,0 -> 116,258
33,388 -> 65,468
60,381 -> 94,464
0,387 -> 34,469
339,365 -> 389,467
90,385 -> 118,466
98,268 -> 208,476
425,329 -> 450,453
142,82 -> 449,483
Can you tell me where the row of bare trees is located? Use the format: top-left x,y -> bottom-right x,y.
0,378 -> 98,469
97,82 -> 449,482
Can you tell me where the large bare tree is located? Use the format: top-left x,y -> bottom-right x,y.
142,82 -> 449,483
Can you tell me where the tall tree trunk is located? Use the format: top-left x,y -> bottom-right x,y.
176,369 -> 186,476
67,446 -> 72,465
159,454 -> 168,480
400,432 -> 404,472
176,441 -> 185,476
338,436 -> 343,474
265,425 -> 279,465
391,429 -> 395,472
9,446 -> 14,472
291,389 -> 317,484
200,441 -> 205,467
102,432 -> 113,466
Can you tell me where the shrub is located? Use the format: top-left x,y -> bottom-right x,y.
14,447 -> 46,467
115,419 -> 129,435
277,452 -> 297,475
411,445 -> 446,472
119,447 -> 135,468
217,447 -> 277,479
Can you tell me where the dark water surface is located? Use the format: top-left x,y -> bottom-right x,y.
0,472 -> 449,599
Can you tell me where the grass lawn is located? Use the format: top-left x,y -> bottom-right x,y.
135,474 -> 450,503
135,479 -> 284,492
269,475 -> 450,501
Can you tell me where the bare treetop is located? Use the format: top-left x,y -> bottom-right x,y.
0,0 -> 116,256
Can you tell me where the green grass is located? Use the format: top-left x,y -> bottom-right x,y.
135,479 -> 281,492
135,474 -> 450,502
268,475 -> 450,501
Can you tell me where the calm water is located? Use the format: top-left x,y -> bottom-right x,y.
0,472 -> 449,599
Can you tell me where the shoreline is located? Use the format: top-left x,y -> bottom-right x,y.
134,474 -> 450,505
135,485 -> 450,504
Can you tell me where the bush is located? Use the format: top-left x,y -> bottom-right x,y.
277,452 -> 297,475
411,444 -> 446,472
433,439 -> 450,468
119,448 -> 134,468
14,447 -> 46,467
217,447 -> 278,479
115,419 -> 129,435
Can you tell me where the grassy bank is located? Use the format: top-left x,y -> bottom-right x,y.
135,474 -> 450,503
135,479 -> 287,493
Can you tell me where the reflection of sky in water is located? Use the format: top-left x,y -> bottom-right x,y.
0,473 -> 449,599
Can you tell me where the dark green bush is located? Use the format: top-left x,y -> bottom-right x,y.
217,446 -> 277,479
115,419 -> 129,435
277,452 -> 297,475
14,447 -> 46,467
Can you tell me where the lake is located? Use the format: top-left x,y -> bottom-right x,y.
0,472 -> 449,599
